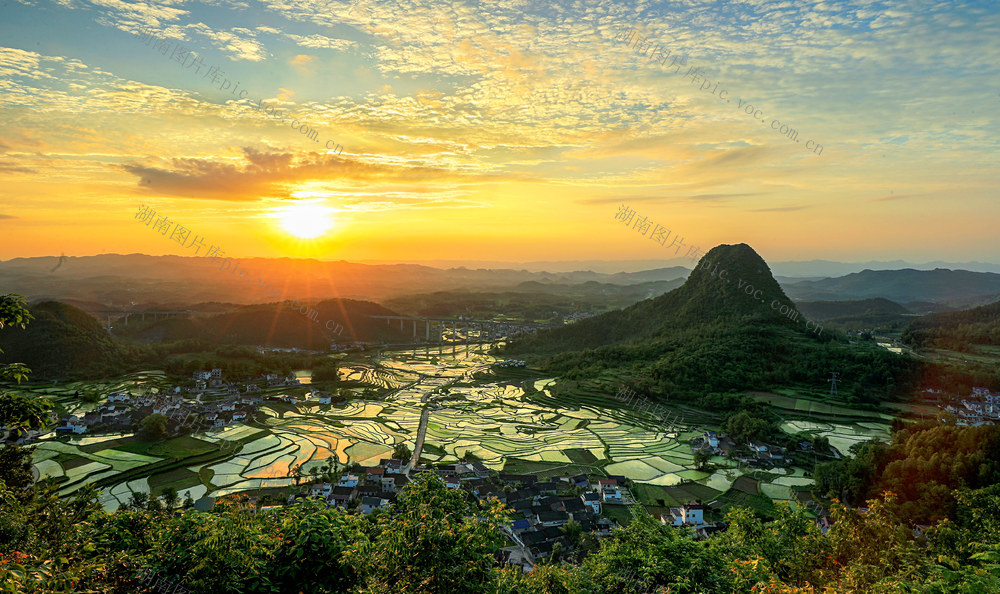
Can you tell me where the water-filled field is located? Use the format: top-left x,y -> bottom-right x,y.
24,345 -> 892,510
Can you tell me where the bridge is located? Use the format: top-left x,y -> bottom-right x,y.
365,315 -> 558,343
84,310 -> 216,331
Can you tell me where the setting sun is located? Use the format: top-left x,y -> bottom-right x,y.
273,201 -> 335,239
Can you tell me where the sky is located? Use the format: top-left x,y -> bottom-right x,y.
1,0 -> 998,266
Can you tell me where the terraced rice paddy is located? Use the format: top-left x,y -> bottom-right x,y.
778,419 -> 891,455
23,346 -> 892,511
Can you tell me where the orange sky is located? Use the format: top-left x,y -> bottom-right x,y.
1,0 -> 998,265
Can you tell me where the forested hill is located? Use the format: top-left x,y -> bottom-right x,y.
796,297 -> 910,321
0,301 -> 135,378
502,244 -> 917,402
505,244 -> 801,352
902,299 -> 1000,349
119,298 -> 409,348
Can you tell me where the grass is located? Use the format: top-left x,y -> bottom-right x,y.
632,483 -> 681,507
148,468 -> 202,493
501,458 -> 600,480
112,435 -> 217,458
565,448 -> 599,465
663,482 -> 722,504
601,505 -> 635,527
717,489 -> 778,519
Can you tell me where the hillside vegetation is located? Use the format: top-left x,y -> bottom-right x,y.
502,244 -> 917,403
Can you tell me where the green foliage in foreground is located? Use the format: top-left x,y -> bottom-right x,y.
2,472 -> 1000,593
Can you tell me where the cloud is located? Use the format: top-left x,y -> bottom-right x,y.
122,147 -> 501,202
0,214 -> 17,220
290,54 -> 314,74
0,163 -> 38,174
750,205 -> 808,212
578,193 -> 759,206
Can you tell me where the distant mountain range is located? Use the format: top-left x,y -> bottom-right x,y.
357,258 -> 1000,276
3,254 -> 1000,312
781,269 -> 1000,308
0,254 -> 690,307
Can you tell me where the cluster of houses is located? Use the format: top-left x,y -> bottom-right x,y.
494,359 -> 527,368
293,458 -> 413,513
947,386 -> 1000,426
562,311 -> 600,324
691,431 -> 791,467
55,369 -> 302,435
291,459 -> 642,570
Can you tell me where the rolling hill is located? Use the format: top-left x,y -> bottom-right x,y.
502,244 -> 917,403
0,301 -> 136,378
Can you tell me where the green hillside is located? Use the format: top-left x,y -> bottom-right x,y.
902,299 -> 1000,349
795,297 -> 915,331
123,298 -> 409,348
0,301 -> 134,378
502,244 -> 917,403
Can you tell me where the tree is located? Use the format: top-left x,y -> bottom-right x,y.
393,443 -> 412,463
126,490 -> 149,510
0,444 -> 36,492
561,519 -> 583,547
292,463 -> 304,487
584,515 -> 731,592
139,413 -> 169,441
143,496 -> 282,593
0,295 -> 52,432
312,360 -> 341,383
725,411 -> 771,444
693,448 -> 713,471
160,486 -> 179,510
268,499 -> 359,592
344,472 -> 509,593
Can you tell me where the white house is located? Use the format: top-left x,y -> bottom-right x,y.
359,496 -> 386,514
338,474 -> 360,488
596,478 -> 618,492
602,489 -> 623,503
64,415 -> 87,434
581,492 -> 602,514
665,502 -> 706,527
310,483 -> 333,498
108,392 -> 131,404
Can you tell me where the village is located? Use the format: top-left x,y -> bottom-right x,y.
284,455 -> 724,572
53,369 -> 324,436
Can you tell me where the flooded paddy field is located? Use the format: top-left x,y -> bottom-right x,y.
17,344 -> 892,511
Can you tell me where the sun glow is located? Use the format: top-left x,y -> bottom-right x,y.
273,201 -> 335,239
